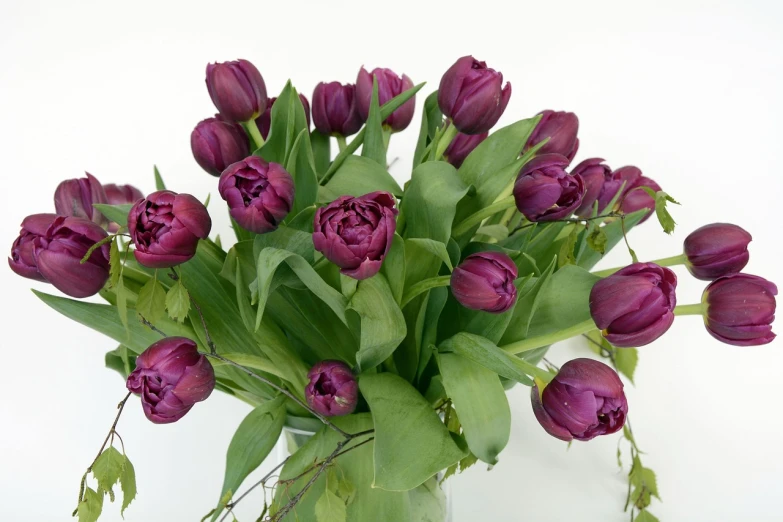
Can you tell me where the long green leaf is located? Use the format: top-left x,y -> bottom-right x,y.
93,204 -> 132,227
440,332 -> 542,386
348,275 -> 406,372
401,161 -> 469,244
362,77 -> 386,166
322,156 -> 402,200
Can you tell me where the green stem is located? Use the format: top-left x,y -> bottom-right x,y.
500,319 -> 597,355
433,122 -> 458,161
244,119 -> 266,150
400,275 -> 451,308
673,303 -> 705,316
335,135 -> 347,153
382,126 -> 392,152
452,195 -> 517,237
592,253 -> 687,278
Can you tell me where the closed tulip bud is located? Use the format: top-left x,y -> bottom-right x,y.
205,59 -> 267,122
572,158 -> 612,217
451,251 -> 518,313
684,223 -> 752,281
356,67 -> 416,132
53,172 -> 108,227
703,274 -> 777,346
620,176 -> 661,223
438,56 -> 512,135
218,156 -> 294,234
127,337 -> 215,424
513,154 -> 584,221
523,110 -> 580,162
531,358 -> 628,442
256,94 -> 311,140
444,131 -> 488,168
312,82 -> 365,137
128,190 -> 212,268
313,191 -> 397,280
8,213 -> 57,282
305,360 -> 358,417
595,166 -> 641,214
590,262 -> 677,347
103,183 -> 144,232
190,117 -> 250,177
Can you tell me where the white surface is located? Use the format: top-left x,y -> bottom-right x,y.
1,1 -> 781,521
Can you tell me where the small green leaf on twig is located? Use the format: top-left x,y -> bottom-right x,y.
558,226 -> 579,268
586,227 -> 608,255
77,487 -> 104,522
166,280 -> 190,323
136,275 -> 167,324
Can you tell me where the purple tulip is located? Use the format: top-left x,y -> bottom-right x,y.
450,251 -> 518,313
595,166 -> 641,213
256,94 -> 311,140
218,156 -> 295,234
620,176 -> 661,223
8,213 -> 57,282
313,191 -> 397,280
53,172 -> 108,227
523,110 -> 580,162
356,67 -> 416,132
311,82 -> 365,137
127,337 -> 215,424
205,59 -> 268,122
572,158 -> 612,217
190,117 -> 250,177
305,360 -> 358,417
684,223 -> 752,281
703,274 -> 777,346
590,262 -> 677,347
513,154 -> 584,221
531,358 -> 628,442
438,56 -> 511,135
444,131 -> 488,168
128,190 -> 212,269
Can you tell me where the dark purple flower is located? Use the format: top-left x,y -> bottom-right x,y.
590,262 -> 677,347
218,156 -> 294,234
313,191 -> 397,280
684,223 -> 752,281
128,190 -> 212,269
311,82 -> 365,137
620,176 -> 661,223
595,166 -> 642,214
438,56 -> 511,135
104,183 -> 144,233
513,153 -> 584,221
703,274 -> 777,346
256,94 -> 311,140
305,360 -> 358,417
451,251 -> 518,313
523,110 -> 579,162
127,337 -> 215,424
205,59 -> 267,122
531,358 -> 628,442
356,67 -> 416,132
53,172 -> 108,227
8,213 -> 57,282
444,131 -> 488,168
190,117 -> 250,177
572,158 -> 612,217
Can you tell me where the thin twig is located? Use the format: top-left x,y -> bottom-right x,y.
278,435 -> 374,486
510,212 -> 622,235
219,457 -> 291,522
140,316 -> 168,337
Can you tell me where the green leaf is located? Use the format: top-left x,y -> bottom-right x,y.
105,345 -> 136,379
311,130 -> 331,177
408,476 -> 446,522
116,275 -> 129,333
136,276 -> 167,324
500,257 -> 557,344
285,126 -> 319,217
93,204 -> 133,227
400,275 -> 451,309
165,280 -> 191,323
348,275 -> 406,372
77,487 -> 103,522
475,224 -> 509,241
440,332 -> 538,386
381,234 -> 405,305
405,238 -> 453,271
586,226 -> 608,254
361,77 -> 386,167
615,347 -> 639,384
655,191 -> 680,234
109,238 -> 122,287
412,91 -> 444,168
259,81 -> 308,164
401,162 -> 469,244
93,447 -> 125,496
154,165 -> 166,190
209,352 -> 285,380
558,225 -> 580,268
120,455 -> 137,516
359,373 -> 466,491
437,352 -> 510,464
635,510 -> 661,522
323,155 -> 403,199
630,462 -> 660,501
315,489 -> 347,522
253,224 -> 315,263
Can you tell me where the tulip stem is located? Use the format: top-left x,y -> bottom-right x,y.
452,195 -> 517,237
244,119 -> 266,150
673,303 -> 706,316
592,253 -> 686,277
499,319 -> 597,355
433,122 -> 458,161
335,135 -> 347,153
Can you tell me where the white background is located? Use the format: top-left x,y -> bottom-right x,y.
1,1 -> 781,521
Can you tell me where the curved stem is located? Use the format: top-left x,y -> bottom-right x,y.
452,195 -> 517,237
500,319 -> 597,355
335,135 -> 347,153
433,122 -> 458,161
674,303 -> 705,316
400,275 -> 451,308
592,253 -> 686,278
244,119 -> 266,150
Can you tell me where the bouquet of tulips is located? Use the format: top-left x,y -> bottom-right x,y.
9,55 -> 777,522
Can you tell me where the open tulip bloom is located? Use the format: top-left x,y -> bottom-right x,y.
7,55 -> 777,522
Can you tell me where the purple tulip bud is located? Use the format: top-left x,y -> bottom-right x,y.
703,273 -> 777,346
444,131 -> 488,168
684,223 -> 752,281
218,156 -> 295,234
313,191 -> 397,280
572,158 -> 612,217
513,154 -> 584,222
620,176 -> 661,223
595,166 -> 641,214
8,213 -> 57,282
128,190 -> 212,269
190,117 -> 250,177
256,94 -> 311,140
356,67 -> 416,132
127,337 -> 215,424
523,110 -> 579,162
438,56 -> 512,135
590,262 -> 677,347
531,358 -> 628,442
305,360 -> 358,417
53,172 -> 108,227
205,59 -> 268,122
451,252 -> 518,313
311,82 -> 365,137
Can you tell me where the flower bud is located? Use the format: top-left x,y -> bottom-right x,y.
595,166 -> 641,214
531,358 -> 628,441
313,191 -> 397,280
438,56 -> 511,135
305,360 -> 358,417
589,262 -> 677,347
444,131 -> 488,168
8,213 -> 56,282
356,67 -> 416,132
684,223 -> 752,281
311,82 -> 365,137
572,158 -> 612,217
619,176 -> 661,223
523,110 -> 579,162
190,117 -> 250,177
256,94 -> 311,140
218,156 -> 294,234
53,172 -> 108,227
703,274 -> 777,346
450,251 -> 518,313
128,190 -> 212,268
205,59 -> 268,122
126,337 -> 215,424
513,154 -> 584,221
